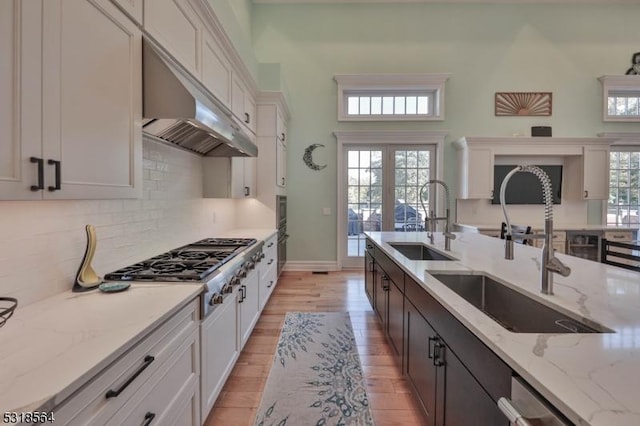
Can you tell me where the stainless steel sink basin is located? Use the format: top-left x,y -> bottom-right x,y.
389,243 -> 456,261
430,272 -> 613,334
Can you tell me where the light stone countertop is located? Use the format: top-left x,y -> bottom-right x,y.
0,229 -> 275,415
366,231 -> 640,426
0,283 -> 203,414
456,222 -> 640,233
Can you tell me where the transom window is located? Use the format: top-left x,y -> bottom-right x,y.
599,75 -> 640,122
335,74 -> 449,122
608,91 -> 640,118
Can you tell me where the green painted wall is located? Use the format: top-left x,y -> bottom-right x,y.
251,3 -> 640,263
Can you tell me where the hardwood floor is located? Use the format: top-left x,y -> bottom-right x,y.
204,270 -> 426,426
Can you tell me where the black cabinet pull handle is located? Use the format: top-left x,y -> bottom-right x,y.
267,259 -> 274,265
47,159 -> 61,191
268,242 -> 274,248
267,280 -> 273,288
280,133 -> 286,142
244,112 -> 250,124
142,412 -> 155,426
281,177 -> 285,185
30,157 -> 44,191
244,186 -> 250,196
105,355 -> 155,399
434,341 -> 445,367
428,336 -> 437,359
584,190 -> 589,198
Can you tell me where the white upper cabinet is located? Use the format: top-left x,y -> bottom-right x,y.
111,0 -> 143,25
202,157 -> 256,199
455,144 -> 494,200
144,0 -> 201,79
455,137 -> 616,202
256,93 -> 290,208
0,0 -> 142,200
565,145 -> 611,200
232,75 -> 257,134
201,30 -> 232,109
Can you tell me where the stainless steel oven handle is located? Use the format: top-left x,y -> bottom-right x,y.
497,397 -> 533,426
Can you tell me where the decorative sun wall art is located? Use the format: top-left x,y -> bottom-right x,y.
495,92 -> 553,116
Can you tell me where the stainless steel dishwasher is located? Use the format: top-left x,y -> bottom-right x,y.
498,377 -> 571,425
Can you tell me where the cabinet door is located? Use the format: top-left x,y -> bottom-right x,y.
583,146 -> 609,199
405,301 -> 438,426
459,147 -> 493,199
231,75 -> 256,134
0,1 -> 42,200
364,250 -> 375,308
239,269 -> 260,349
387,279 -> 404,365
202,30 -> 232,108
144,0 -> 201,78
276,137 -> 287,188
42,0 -> 142,199
201,294 -> 239,418
440,344 -> 508,426
374,263 -> 388,328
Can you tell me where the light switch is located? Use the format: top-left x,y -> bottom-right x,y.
322,207 -> 331,216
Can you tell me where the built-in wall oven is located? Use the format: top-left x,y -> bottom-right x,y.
276,195 -> 288,276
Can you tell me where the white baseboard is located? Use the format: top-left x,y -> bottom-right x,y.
283,261 -> 340,272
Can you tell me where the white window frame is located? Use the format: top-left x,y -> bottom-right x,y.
599,75 -> 640,122
602,132 -> 640,225
334,130 -> 447,269
334,74 -> 450,122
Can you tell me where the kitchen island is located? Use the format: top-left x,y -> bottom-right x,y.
366,231 -> 640,426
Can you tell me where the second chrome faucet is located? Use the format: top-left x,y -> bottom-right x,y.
499,165 -> 571,295
419,179 -> 456,251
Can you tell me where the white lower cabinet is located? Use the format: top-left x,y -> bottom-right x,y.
53,299 -> 199,426
200,292 -> 239,420
259,234 -> 279,310
238,268 -> 260,349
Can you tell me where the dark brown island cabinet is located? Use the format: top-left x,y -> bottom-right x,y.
365,238 -> 512,425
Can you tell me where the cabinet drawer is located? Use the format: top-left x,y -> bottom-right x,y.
262,233 -> 278,273
405,277 -> 511,402
604,231 -> 633,241
54,299 -> 198,425
375,249 -> 405,292
106,329 -> 200,426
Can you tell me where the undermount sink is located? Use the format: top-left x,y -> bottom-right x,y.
389,243 -> 456,261
430,272 -> 613,334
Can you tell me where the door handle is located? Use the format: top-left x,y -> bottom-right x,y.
433,340 -> 445,367
244,112 -> 250,124
48,159 -> 61,191
244,186 -> 250,197
428,336 -> 437,359
584,190 -> 589,198
30,157 -> 44,191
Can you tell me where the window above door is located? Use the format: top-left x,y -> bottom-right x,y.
334,73 -> 450,122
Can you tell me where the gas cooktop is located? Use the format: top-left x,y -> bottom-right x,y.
104,237 -> 257,282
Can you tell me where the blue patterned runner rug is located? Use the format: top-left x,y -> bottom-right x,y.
255,312 -> 374,426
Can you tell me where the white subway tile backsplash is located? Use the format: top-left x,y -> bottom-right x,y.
0,139 -> 239,307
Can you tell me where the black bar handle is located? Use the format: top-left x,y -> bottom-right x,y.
47,159 -> 61,191
428,336 -> 437,359
434,341 -> 445,367
30,157 -> 44,191
105,355 -> 155,399
267,259 -> 274,265
142,412 -> 155,426
244,112 -> 250,124
242,284 -> 246,301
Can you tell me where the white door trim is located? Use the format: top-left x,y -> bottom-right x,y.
334,130 -> 447,269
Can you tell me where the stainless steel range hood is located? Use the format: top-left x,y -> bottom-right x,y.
142,39 -> 257,157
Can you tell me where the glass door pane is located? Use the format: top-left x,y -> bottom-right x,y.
392,148 -> 432,232
347,149 -> 383,258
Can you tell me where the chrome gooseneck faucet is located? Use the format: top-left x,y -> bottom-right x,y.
419,179 -> 456,251
500,165 -> 571,295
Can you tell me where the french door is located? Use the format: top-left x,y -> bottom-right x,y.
342,144 -> 435,267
